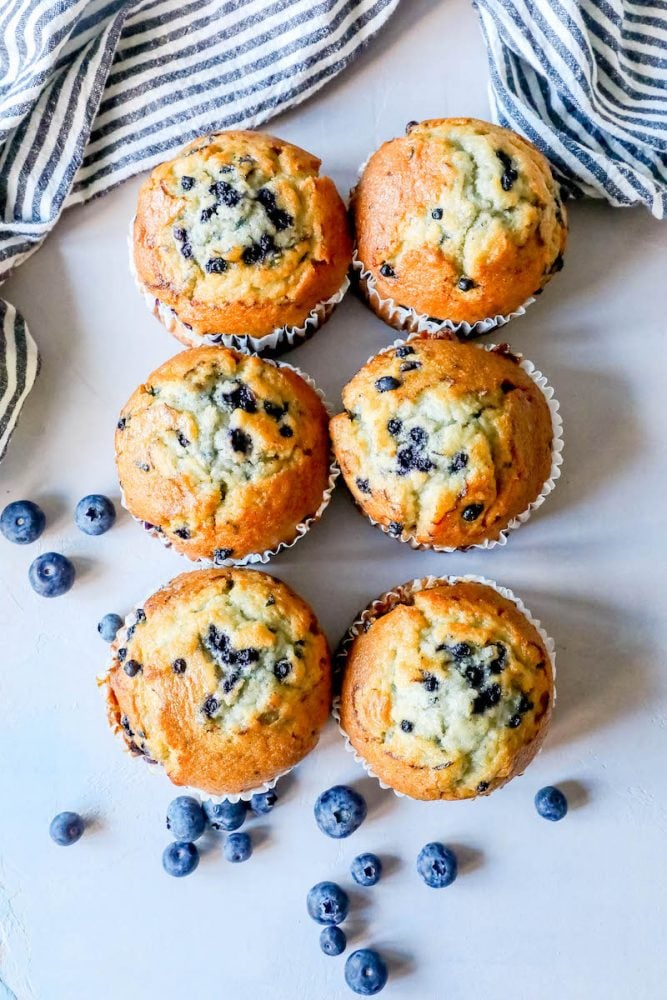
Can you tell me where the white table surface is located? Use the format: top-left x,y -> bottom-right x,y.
2,2 -> 667,998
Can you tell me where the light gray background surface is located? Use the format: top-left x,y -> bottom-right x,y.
1,2 -> 666,997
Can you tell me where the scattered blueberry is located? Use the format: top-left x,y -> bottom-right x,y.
314,785 -> 367,839
400,719 -> 414,732
224,831 -> 252,862
431,207 -> 443,220
230,428 -> 252,454
49,811 -> 84,846
355,477 -> 371,494
162,841 -> 199,877
387,417 -> 402,436
345,949 -> 388,995
204,798 -> 246,831
250,790 -> 277,815
97,613 -> 123,642
374,376 -> 402,393
496,149 -> 518,191
306,881 -> 349,925
180,175 -> 195,190
205,257 -> 228,273
351,853 -> 383,887
416,842 -> 458,888
1,500 -> 45,544
449,451 -> 468,473
28,552 -> 75,597
123,659 -> 142,677
462,503 -> 484,522
457,276 -> 476,291
379,262 -> 395,278
320,925 -> 347,957
534,785 -> 568,821
166,796 -> 206,842
74,494 -> 116,535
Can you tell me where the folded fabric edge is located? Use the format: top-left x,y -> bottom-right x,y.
0,300 -> 40,462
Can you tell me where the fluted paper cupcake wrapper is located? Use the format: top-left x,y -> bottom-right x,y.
100,578 -> 299,803
331,574 -> 557,799
129,216 -> 349,357
351,250 -> 534,340
119,359 -> 340,568
348,339 -> 563,553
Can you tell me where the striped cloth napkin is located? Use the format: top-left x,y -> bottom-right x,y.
0,0 -> 399,460
475,0 -> 667,218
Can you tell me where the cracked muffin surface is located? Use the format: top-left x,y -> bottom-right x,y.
105,568 -> 331,795
339,580 -> 553,800
353,117 -> 567,326
133,130 -> 352,340
116,347 -> 331,562
330,339 -> 553,549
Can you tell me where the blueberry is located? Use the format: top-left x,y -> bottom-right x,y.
351,853 -> 382,887
534,785 -> 568,821
250,790 -> 277,815
379,262 -> 395,278
174,527 -> 190,539
75,494 -> 115,535
28,552 -> 75,597
387,521 -> 403,537
496,149 -> 518,191
306,881 -> 349,925
409,426 -> 427,447
199,206 -> 218,223
203,798 -> 246,831
279,425 -> 293,438
1,500 -> 45,544
218,382 -> 256,413
213,548 -> 233,563
472,683 -> 502,714
177,432 -> 190,447
202,695 -> 219,717
355,478 -> 371,494
256,188 -> 293,231
180,243 -> 193,259
162,841 -> 199,877
501,380 -> 516,393
400,360 -> 421,372
166,796 -> 206,842
464,664 -> 484,688
549,253 -> 564,274
416,842 -> 458,888
395,345 -> 415,358
97,613 -> 123,642
345,949 -> 388,995
180,175 -> 195,190
462,503 -> 484,522
224,831 -> 252,862
209,180 -> 241,207
49,811 -> 84,846
488,643 -> 507,673
450,642 -> 472,660
273,659 -> 291,681
422,672 -> 439,692
449,451 -> 468,473
205,257 -> 227,273
263,399 -> 288,420
477,781 -> 490,793
172,226 -> 187,241
123,659 -> 142,677
431,207 -> 443,220
457,276 -> 476,291
374,376 -> 402,393
230,428 -> 252,454
314,785 -> 367,839
387,417 -> 402,436
320,925 -> 346,957
400,719 -> 413,733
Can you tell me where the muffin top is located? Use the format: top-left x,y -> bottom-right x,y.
133,130 -> 352,337
330,339 -> 553,549
339,580 -> 553,800
353,117 -> 567,324
116,347 -> 332,562
105,569 -> 331,795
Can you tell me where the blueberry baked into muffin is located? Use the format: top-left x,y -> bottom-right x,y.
338,579 -> 553,800
116,347 -> 333,563
352,118 -> 567,331
132,130 -> 352,349
330,339 -> 555,549
104,568 -> 331,796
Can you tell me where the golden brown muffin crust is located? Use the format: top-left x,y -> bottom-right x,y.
105,568 -> 331,795
133,130 -> 352,339
339,581 -> 553,800
116,347 -> 332,562
330,339 -> 553,548
353,118 -> 567,325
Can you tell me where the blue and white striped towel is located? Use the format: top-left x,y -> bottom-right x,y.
0,0 -> 399,460
475,0 -> 667,219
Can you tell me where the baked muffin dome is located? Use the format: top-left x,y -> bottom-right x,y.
353,118 -> 567,328
330,339 -> 554,549
132,130 -> 352,345
105,568 -> 331,796
116,347 -> 332,563
339,579 -> 553,800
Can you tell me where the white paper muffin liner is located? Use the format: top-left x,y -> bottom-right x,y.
129,216 -> 349,356
119,358 -> 340,568
341,339 -> 563,553
332,574 -> 557,798
101,576 -> 301,803
351,249 -> 535,340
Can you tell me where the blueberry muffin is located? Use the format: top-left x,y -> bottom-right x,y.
132,130 -> 352,348
330,339 -> 554,549
104,568 -> 331,796
338,579 -> 553,800
352,118 -> 567,330
116,347 -> 333,563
